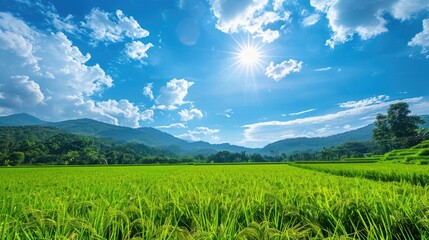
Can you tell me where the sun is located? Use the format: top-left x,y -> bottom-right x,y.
232,37 -> 265,77
239,45 -> 260,66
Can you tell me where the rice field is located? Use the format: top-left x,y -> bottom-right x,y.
294,162 -> 429,186
1,164 -> 429,239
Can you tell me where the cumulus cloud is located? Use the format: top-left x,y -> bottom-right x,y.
156,78 -> 194,110
0,75 -> 44,107
143,83 -> 154,100
125,41 -> 153,62
209,0 -> 290,43
273,0 -> 287,11
83,8 -> 150,43
242,97 -> 425,147
176,126 -> 220,142
265,59 -> 303,81
408,19 -> 429,58
390,0 -> 429,20
179,108 -> 203,121
83,99 -> 154,127
0,12 -> 152,127
48,12 -> 79,35
310,0 -> 429,48
302,13 -> 320,27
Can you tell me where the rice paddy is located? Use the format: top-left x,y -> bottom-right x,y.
1,164 -> 428,239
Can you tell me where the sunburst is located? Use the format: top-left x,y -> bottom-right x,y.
233,37 -> 265,78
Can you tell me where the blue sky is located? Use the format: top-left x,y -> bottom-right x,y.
0,0 -> 428,147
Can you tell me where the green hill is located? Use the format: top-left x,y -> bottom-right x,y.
1,113 -> 426,156
262,124 -> 375,155
343,140 -> 429,164
0,113 -> 46,126
262,115 -> 429,155
0,114 -> 256,156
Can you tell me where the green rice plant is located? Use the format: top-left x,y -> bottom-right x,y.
0,164 -> 428,239
293,162 -> 429,186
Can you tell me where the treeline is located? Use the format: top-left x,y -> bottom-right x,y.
284,141 -> 375,161
0,126 -> 177,166
2,124 -> 426,166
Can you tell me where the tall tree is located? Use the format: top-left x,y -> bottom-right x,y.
373,102 -> 425,151
373,113 -> 393,151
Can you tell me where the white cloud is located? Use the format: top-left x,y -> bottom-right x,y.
125,41 -> 153,62
0,12 -> 152,127
338,95 -> 390,108
0,12 -> 39,68
314,66 -> 332,71
241,96 -> 425,147
179,108 -> 203,121
0,75 -> 44,107
273,0 -> 287,11
176,126 -> 220,142
143,83 -> 154,100
289,108 -> 316,116
302,13 -> 320,27
256,29 -> 280,43
48,12 -> 78,35
311,0 -> 429,48
83,99 -> 154,127
217,108 -> 234,118
408,19 -> 429,58
83,8 -> 149,43
209,0 -> 289,43
390,0 -> 429,20
156,78 -> 194,110
156,123 -> 187,129
265,59 -> 303,81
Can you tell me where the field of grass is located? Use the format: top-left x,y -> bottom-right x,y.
1,164 -> 429,239
294,162 -> 429,186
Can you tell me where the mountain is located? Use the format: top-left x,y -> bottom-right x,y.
262,115 -> 429,155
44,118 -> 186,147
0,113 -> 427,156
422,115 -> 429,128
0,113 -> 46,126
261,124 -> 374,155
41,117 -> 256,155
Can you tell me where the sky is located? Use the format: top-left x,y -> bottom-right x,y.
0,0 -> 428,148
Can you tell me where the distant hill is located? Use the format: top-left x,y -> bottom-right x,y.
0,113 -> 427,156
262,115 -> 429,155
262,124 -> 374,155
0,113 -> 46,126
45,118 -> 186,147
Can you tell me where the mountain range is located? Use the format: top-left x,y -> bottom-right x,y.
1,113 -> 428,155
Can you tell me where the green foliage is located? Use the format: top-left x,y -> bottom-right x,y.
294,163 -> 429,186
9,152 -> 25,166
262,124 -> 374,155
373,102 -> 425,152
0,126 -> 176,166
284,141 -> 375,161
0,165 -> 428,239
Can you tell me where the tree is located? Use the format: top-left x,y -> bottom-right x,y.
9,152 -> 25,166
373,113 -> 393,151
373,102 -> 425,151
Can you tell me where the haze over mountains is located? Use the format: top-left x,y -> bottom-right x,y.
1,113 -> 428,156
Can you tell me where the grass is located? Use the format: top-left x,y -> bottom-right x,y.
341,140 -> 429,164
293,162 -> 429,186
0,164 -> 428,239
